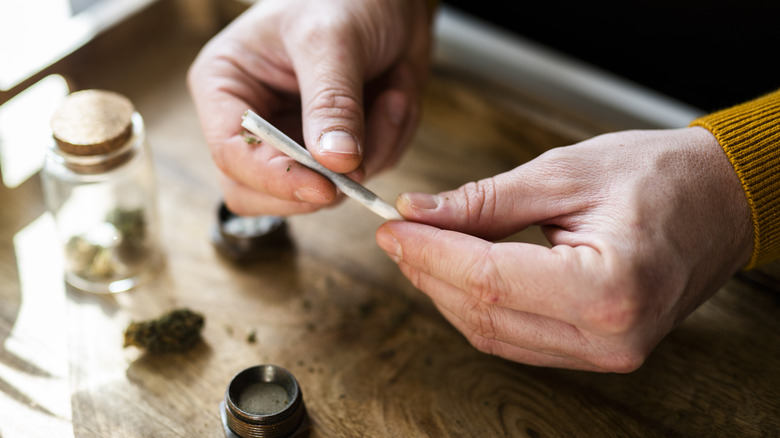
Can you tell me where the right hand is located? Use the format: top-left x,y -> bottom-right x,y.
377,128 -> 753,371
187,0 -> 435,216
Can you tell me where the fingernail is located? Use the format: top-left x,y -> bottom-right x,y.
399,192 -> 441,211
294,186 -> 329,203
376,228 -> 402,262
318,130 -> 360,156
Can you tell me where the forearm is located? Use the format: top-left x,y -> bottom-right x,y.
690,89 -> 780,269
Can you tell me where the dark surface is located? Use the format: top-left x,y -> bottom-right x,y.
443,0 -> 780,112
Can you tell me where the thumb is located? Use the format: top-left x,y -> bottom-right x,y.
397,170 -> 563,240
291,37 -> 366,175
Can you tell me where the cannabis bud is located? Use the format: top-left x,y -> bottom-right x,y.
123,308 -> 205,352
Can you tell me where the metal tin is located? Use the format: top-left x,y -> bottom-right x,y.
221,365 -> 309,438
211,202 -> 291,261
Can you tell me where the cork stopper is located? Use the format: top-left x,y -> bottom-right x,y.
51,90 -> 135,156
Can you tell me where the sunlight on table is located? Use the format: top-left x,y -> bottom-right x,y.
0,213 -> 72,438
0,75 -> 68,188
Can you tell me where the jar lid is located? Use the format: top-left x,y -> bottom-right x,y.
50,89 -> 135,156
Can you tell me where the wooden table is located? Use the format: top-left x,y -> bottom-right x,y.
1,8 -> 778,438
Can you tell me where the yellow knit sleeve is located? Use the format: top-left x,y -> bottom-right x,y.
690,89 -> 780,269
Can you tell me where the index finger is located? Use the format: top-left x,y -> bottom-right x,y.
187,47 -> 339,209
376,221 -> 610,326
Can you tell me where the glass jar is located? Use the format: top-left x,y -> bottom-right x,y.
41,89 -> 162,293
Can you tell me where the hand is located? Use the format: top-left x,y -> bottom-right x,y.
187,0 -> 433,215
376,127 -> 753,372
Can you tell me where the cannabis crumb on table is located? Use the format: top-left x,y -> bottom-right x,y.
123,308 -> 205,352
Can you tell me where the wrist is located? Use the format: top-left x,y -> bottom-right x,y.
690,89 -> 780,269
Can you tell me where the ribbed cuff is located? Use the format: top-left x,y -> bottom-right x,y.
690,89 -> 780,269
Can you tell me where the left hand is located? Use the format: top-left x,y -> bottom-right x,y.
187,0 -> 434,216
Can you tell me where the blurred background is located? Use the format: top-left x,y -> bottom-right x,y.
2,0 -> 778,189
444,0 -> 780,112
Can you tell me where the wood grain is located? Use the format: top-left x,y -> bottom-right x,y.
1,15 -> 778,438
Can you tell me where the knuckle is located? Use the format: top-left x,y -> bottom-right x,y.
464,248 -> 506,306
458,179 -> 499,224
467,305 -> 496,339
294,11 -> 349,44
578,277 -> 651,373
285,11 -> 335,52
458,249 -> 513,349
306,85 -> 363,123
579,278 -> 643,336
465,331 -> 500,356
591,346 -> 648,373
584,294 -> 642,336
462,300 -> 499,341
